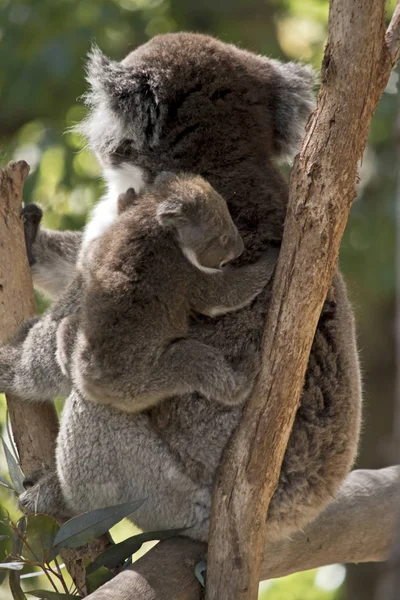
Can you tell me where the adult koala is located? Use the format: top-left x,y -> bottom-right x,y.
9,33 -> 361,542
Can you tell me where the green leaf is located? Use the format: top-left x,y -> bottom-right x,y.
6,552 -> 26,600
23,515 -> 60,565
27,591 -> 81,600
1,437 -> 25,494
0,562 -> 25,571
13,517 -> 27,558
49,500 -> 144,559
85,566 -> 113,594
0,474 -> 14,490
195,560 -> 207,588
86,528 -> 185,574
10,569 -> 27,600
6,411 -> 20,464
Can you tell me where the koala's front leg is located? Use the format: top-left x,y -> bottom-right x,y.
191,246 -> 279,317
19,470 -> 72,519
0,313 -> 72,402
22,203 -> 82,300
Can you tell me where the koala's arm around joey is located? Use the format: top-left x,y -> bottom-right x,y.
190,246 -> 279,317
0,271 -> 80,402
0,204 -> 80,401
22,203 -> 82,300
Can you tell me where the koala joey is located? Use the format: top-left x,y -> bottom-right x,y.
58,172 -> 278,413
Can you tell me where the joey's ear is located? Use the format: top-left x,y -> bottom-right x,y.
79,44 -> 166,151
269,60 -> 317,162
156,201 -> 185,228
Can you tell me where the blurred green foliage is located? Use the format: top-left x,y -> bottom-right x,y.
0,0 -> 398,598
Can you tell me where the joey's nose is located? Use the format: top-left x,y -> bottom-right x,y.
220,236 -> 244,267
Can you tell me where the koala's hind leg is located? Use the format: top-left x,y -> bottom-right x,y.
56,397 -> 211,541
18,470 -> 72,520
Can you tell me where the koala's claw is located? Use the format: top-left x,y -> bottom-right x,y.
189,487 -> 212,541
22,203 -> 43,266
18,488 -> 39,515
18,471 -> 72,519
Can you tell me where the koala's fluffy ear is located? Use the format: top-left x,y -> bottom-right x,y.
79,45 -> 165,151
269,60 -> 317,162
156,201 -> 186,228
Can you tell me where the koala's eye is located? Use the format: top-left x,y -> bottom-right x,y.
220,234 -> 229,246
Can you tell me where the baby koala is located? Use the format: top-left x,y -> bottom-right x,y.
58,173 -> 278,413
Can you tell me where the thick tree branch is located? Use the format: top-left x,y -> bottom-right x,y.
85,467 -> 400,600
204,1 -> 400,599
0,161 -> 58,473
0,161 -> 110,595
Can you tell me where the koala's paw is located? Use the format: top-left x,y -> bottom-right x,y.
188,487 -> 211,542
18,471 -> 71,519
226,346 -> 259,406
18,487 -> 40,515
0,346 -> 16,395
21,203 -> 43,266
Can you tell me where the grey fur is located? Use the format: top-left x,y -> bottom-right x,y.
60,175 -> 278,413
1,33 -> 361,543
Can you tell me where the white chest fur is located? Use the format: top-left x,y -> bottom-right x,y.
82,163 -> 146,249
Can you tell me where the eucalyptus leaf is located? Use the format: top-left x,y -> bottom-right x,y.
1,437 -> 25,494
0,562 -> 25,571
23,515 -> 60,565
6,411 -> 20,463
49,500 -> 144,559
0,474 -> 14,490
86,528 -> 184,574
13,517 -> 27,558
9,569 -> 27,600
121,556 -> 132,571
85,566 -> 113,594
27,590 -> 81,600
195,560 -> 207,588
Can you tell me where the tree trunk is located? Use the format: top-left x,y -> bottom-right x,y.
0,161 -> 59,470
0,160 -> 110,595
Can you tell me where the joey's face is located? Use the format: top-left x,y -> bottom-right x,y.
180,223 -> 244,272
153,173 -> 244,273
177,188 -> 244,272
